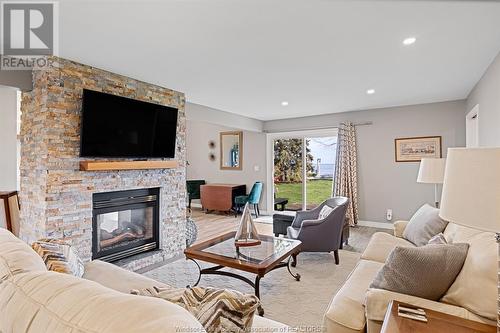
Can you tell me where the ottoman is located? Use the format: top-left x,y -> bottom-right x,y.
272,214 -> 294,236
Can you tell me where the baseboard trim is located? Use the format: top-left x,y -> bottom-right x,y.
357,220 -> 394,230
191,203 -> 393,229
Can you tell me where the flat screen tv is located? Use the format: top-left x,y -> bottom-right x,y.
80,89 -> 178,158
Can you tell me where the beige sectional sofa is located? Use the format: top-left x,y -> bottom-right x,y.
2,220 -> 497,333
323,220 -> 498,333
0,228 -> 288,332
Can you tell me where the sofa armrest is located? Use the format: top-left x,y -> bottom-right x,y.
83,260 -> 169,293
365,288 -> 493,324
393,220 -> 409,238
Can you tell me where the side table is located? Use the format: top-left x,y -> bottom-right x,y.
381,300 -> 496,333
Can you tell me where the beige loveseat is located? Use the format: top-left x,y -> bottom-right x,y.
0,228 -> 288,332
323,220 -> 498,333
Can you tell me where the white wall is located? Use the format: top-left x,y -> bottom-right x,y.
264,100 -> 466,223
187,100 -> 466,221
186,102 -> 263,132
466,51 -> 500,147
0,86 -> 20,190
186,120 -> 268,210
185,102 -> 267,210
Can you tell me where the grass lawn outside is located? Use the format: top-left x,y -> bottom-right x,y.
275,179 -> 333,210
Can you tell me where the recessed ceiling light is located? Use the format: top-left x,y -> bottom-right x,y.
366,89 -> 375,95
403,37 -> 417,45
281,101 -> 289,106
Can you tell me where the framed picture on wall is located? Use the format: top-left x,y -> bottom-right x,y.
395,136 -> 442,162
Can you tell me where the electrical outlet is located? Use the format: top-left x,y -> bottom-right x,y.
386,209 -> 393,221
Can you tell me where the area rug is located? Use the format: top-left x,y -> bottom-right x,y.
142,250 -> 360,328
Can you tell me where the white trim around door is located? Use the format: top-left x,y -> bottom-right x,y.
265,128 -> 338,216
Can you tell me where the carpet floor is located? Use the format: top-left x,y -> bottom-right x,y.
143,250 -> 361,328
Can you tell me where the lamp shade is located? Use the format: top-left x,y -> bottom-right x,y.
417,158 -> 446,184
439,148 -> 500,233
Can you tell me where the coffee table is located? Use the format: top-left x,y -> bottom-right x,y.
184,231 -> 302,315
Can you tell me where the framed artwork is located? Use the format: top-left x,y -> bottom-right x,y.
395,136 -> 442,162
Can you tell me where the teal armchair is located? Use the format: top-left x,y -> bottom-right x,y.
234,182 -> 263,217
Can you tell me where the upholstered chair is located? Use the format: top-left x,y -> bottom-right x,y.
186,179 -> 206,210
234,182 -> 263,217
286,197 -> 349,265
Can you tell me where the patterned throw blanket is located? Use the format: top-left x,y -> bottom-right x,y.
132,285 -> 261,333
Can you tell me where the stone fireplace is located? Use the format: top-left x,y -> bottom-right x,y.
19,57 -> 187,269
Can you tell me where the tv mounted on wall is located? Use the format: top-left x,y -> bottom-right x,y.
80,89 -> 178,158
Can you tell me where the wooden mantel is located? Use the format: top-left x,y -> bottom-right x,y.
79,160 -> 179,171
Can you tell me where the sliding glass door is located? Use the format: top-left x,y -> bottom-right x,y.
305,136 -> 336,209
271,130 -> 337,212
273,138 -> 304,211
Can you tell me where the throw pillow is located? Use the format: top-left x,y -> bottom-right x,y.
370,243 -> 469,301
132,285 -> 260,333
428,233 -> 447,245
403,204 -> 448,246
318,205 -> 335,220
32,239 -> 85,277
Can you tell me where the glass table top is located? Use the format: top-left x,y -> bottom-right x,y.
202,236 -> 297,265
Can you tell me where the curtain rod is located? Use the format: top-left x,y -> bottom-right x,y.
263,121 -> 373,133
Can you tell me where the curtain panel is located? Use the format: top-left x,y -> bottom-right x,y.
333,122 -> 359,226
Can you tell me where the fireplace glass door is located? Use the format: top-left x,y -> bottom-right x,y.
92,188 -> 159,262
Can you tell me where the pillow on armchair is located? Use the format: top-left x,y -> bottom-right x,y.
318,205 -> 335,220
403,204 -> 448,246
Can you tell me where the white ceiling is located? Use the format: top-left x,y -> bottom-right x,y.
59,0 -> 500,121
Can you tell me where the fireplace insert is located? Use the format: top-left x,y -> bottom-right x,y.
92,188 -> 160,262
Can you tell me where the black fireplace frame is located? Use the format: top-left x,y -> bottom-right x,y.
92,188 -> 160,262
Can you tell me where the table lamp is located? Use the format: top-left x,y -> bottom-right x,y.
417,158 -> 446,208
439,147 -> 500,331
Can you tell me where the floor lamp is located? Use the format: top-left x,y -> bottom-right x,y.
439,148 -> 500,331
417,158 -> 446,208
